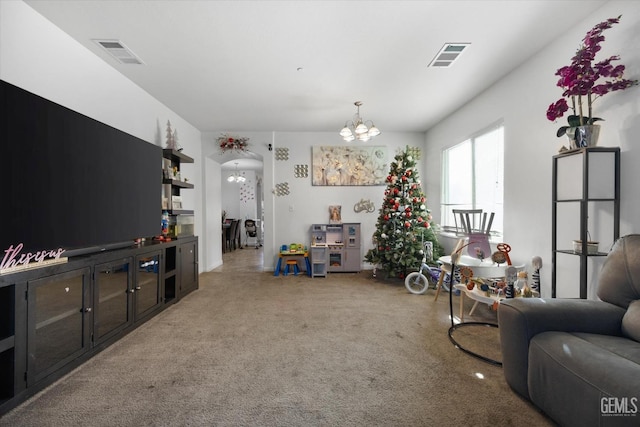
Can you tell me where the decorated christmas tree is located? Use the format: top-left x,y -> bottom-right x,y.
364,146 -> 443,279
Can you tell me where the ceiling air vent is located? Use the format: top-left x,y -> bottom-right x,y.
428,43 -> 470,68
92,39 -> 144,65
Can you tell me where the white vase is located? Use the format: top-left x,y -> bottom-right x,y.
567,125 -> 601,148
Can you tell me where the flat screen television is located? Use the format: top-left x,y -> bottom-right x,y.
2,80 -> 162,257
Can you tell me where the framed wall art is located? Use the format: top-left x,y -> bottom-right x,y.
329,205 -> 342,224
312,146 -> 387,186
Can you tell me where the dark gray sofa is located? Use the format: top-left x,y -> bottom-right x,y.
498,234 -> 640,427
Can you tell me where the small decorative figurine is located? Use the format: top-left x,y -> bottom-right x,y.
165,120 -> 176,149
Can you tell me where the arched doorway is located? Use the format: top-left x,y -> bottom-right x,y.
220,157 -> 264,269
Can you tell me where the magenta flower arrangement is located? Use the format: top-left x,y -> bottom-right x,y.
217,134 -> 249,153
546,15 -> 638,138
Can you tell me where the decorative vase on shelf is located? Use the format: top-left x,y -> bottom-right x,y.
566,124 -> 601,149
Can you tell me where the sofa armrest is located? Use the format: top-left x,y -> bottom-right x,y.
497,298 -> 626,399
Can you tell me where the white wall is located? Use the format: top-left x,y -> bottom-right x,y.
202,156 -> 222,271
424,1 -> 640,298
0,0 -> 204,269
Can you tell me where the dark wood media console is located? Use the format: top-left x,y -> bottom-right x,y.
0,236 -> 198,416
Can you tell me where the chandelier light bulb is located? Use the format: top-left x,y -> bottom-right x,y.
355,122 -> 368,134
340,126 -> 353,137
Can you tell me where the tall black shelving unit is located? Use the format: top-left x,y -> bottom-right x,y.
551,147 -> 620,299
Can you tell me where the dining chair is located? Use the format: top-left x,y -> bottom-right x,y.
233,219 -> 242,250
452,209 -> 495,260
226,220 -> 238,251
452,209 -> 495,235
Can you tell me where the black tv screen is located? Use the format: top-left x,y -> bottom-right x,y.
2,80 -> 162,257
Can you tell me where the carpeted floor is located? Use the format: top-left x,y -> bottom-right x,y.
0,247 -> 554,426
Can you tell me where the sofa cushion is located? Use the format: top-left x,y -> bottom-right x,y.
528,331 -> 640,426
622,300 -> 640,342
571,332 -> 640,363
598,234 -> 640,309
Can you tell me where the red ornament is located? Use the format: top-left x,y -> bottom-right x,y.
404,221 -> 411,228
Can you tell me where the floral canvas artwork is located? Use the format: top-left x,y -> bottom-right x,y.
312,146 -> 387,186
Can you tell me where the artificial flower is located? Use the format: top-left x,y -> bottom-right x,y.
546,15 -> 638,137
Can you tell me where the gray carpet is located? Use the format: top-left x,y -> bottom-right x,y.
0,248 -> 553,426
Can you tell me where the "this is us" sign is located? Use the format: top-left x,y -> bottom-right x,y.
0,243 -> 67,275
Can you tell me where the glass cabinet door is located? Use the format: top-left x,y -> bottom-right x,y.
95,258 -> 132,343
134,252 -> 161,320
27,268 -> 91,384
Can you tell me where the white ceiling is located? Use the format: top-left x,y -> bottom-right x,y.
24,1 -> 607,139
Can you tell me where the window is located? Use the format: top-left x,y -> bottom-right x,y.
441,124 -> 504,235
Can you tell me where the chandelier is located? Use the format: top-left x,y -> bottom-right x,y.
227,163 -> 246,183
339,101 -> 380,142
